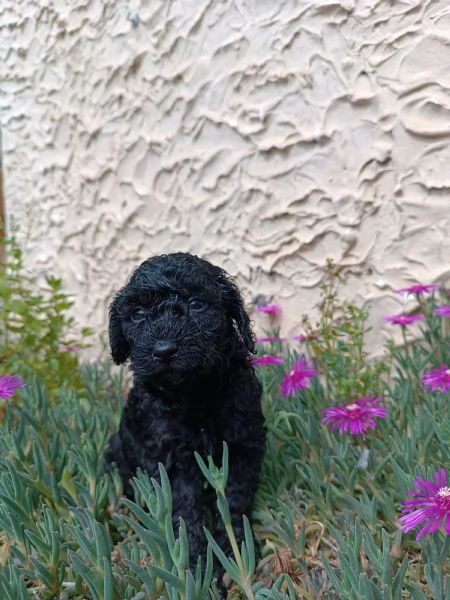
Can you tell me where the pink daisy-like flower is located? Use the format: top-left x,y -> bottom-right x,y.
396,284 -> 441,296
321,397 -> 388,439
433,305 -> 450,318
291,334 -> 320,342
59,344 -> 80,353
0,375 -> 26,400
256,336 -> 285,343
256,304 -> 281,315
280,357 -> 317,397
399,469 -> 450,540
384,314 -> 424,326
251,355 -> 284,366
421,365 -> 450,393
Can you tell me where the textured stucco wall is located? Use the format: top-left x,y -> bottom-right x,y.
1,0 -> 450,354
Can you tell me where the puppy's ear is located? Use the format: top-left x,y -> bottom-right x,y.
109,294 -> 130,365
217,270 -> 255,353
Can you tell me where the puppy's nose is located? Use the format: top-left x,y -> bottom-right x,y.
153,340 -> 178,359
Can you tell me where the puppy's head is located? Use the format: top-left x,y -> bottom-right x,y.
109,253 -> 255,384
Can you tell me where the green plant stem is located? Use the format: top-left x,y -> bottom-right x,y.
223,520 -> 255,600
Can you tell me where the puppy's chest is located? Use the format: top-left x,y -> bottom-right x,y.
154,409 -> 222,457
182,411 -> 220,456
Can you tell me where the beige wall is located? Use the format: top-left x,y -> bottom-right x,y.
2,0 -> 449,354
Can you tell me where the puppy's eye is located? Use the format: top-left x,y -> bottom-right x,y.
188,298 -> 206,311
130,307 -> 147,322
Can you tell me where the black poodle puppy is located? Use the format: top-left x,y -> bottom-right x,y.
106,252 -> 266,579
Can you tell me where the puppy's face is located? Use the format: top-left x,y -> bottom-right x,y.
109,253 -> 254,385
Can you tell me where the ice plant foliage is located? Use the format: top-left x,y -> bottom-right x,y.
384,314 -> 424,326
433,305 -> 450,318
321,397 -> 389,439
396,284 -> 441,296
251,355 -> 284,366
280,357 -> 317,397
256,303 -> 281,315
421,365 -> 450,393
399,469 -> 450,540
0,375 -> 26,400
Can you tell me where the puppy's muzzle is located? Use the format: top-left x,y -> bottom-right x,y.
153,339 -> 178,361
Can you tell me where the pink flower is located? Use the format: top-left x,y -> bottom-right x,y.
421,365 -> 450,393
251,355 -> 284,366
384,314 -> 423,326
291,334 -> 320,342
433,305 -> 450,318
396,284 -> 441,296
0,375 -> 26,400
321,397 -> 388,439
280,357 -> 317,397
256,304 -> 281,315
59,344 -> 80,353
399,469 -> 450,540
256,336 -> 285,343
256,334 -> 320,343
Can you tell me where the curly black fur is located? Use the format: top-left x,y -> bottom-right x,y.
106,252 -> 266,583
